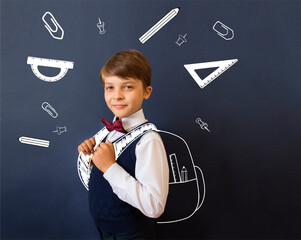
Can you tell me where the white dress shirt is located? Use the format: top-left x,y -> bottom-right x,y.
102,109 -> 169,218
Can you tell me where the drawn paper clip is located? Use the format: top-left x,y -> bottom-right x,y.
213,21 -> 234,40
41,102 -> 58,118
42,11 -> 64,40
19,136 -> 50,148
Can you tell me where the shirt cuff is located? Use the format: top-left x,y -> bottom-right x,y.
103,163 -> 126,186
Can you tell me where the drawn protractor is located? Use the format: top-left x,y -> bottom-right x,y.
27,56 -> 74,82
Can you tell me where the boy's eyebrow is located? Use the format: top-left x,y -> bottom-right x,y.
103,78 -> 139,85
122,79 -> 137,84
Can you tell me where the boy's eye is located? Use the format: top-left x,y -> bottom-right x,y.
106,86 -> 113,90
124,85 -> 133,89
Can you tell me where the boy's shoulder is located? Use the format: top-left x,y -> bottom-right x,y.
136,129 -> 163,147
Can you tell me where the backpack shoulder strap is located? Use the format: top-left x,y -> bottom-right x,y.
93,127 -> 110,150
77,123 -> 157,191
113,122 -> 157,160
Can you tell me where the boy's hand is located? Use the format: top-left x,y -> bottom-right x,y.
78,137 -> 96,155
92,140 -> 115,173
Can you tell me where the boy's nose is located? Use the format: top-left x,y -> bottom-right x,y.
113,89 -> 124,100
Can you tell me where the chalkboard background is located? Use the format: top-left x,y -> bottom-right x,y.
1,0 -> 301,239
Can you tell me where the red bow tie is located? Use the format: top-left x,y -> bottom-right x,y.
101,118 -> 127,134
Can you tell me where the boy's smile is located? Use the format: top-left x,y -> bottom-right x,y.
103,75 -> 152,119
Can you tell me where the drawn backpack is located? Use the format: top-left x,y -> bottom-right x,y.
77,123 -> 205,224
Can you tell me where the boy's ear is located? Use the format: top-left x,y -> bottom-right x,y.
144,86 -> 153,100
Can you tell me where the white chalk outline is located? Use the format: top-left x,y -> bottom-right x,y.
184,59 -> 238,89
77,125 -> 206,223
53,126 -> 67,135
42,11 -> 64,40
181,166 -> 188,182
156,130 -> 206,224
27,56 -> 74,82
19,136 -> 50,148
175,33 -> 187,46
213,21 -> 234,40
97,18 -> 106,34
114,123 -> 158,160
139,7 -> 180,44
77,124 -> 157,189
169,153 -> 182,183
196,118 -> 210,132
41,102 -> 58,118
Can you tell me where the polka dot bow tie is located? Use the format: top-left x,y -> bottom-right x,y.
101,118 -> 127,134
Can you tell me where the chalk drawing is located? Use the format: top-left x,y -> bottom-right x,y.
19,136 -> 50,148
139,7 -> 180,44
184,59 -> 238,89
156,130 -> 205,224
169,153 -> 182,183
196,118 -> 210,132
175,33 -> 187,46
97,18 -> 106,34
41,102 -> 58,118
77,124 -> 206,223
42,11 -> 64,40
181,166 -> 188,182
213,21 -> 234,40
27,56 -> 74,82
53,126 -> 67,135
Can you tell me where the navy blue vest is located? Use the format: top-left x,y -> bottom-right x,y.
88,132 -> 151,233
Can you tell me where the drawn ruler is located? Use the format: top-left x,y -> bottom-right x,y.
169,153 -> 182,183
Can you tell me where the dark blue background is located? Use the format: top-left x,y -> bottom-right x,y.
1,0 -> 301,239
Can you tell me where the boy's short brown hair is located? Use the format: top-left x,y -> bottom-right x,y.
100,49 -> 151,88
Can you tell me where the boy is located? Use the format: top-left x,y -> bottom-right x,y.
78,49 -> 169,239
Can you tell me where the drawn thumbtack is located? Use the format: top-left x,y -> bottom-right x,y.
97,18 -> 106,34
175,33 -> 187,46
196,118 -> 210,132
53,126 -> 67,135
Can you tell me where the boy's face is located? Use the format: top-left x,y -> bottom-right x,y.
103,75 -> 152,119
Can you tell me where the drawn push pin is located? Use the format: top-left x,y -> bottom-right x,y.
196,118 -> 210,132
53,126 -> 67,135
97,18 -> 106,34
175,33 -> 187,46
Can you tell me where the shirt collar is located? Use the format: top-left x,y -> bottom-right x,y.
113,109 -> 148,132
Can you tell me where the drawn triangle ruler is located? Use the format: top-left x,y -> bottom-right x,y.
184,59 -> 238,89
